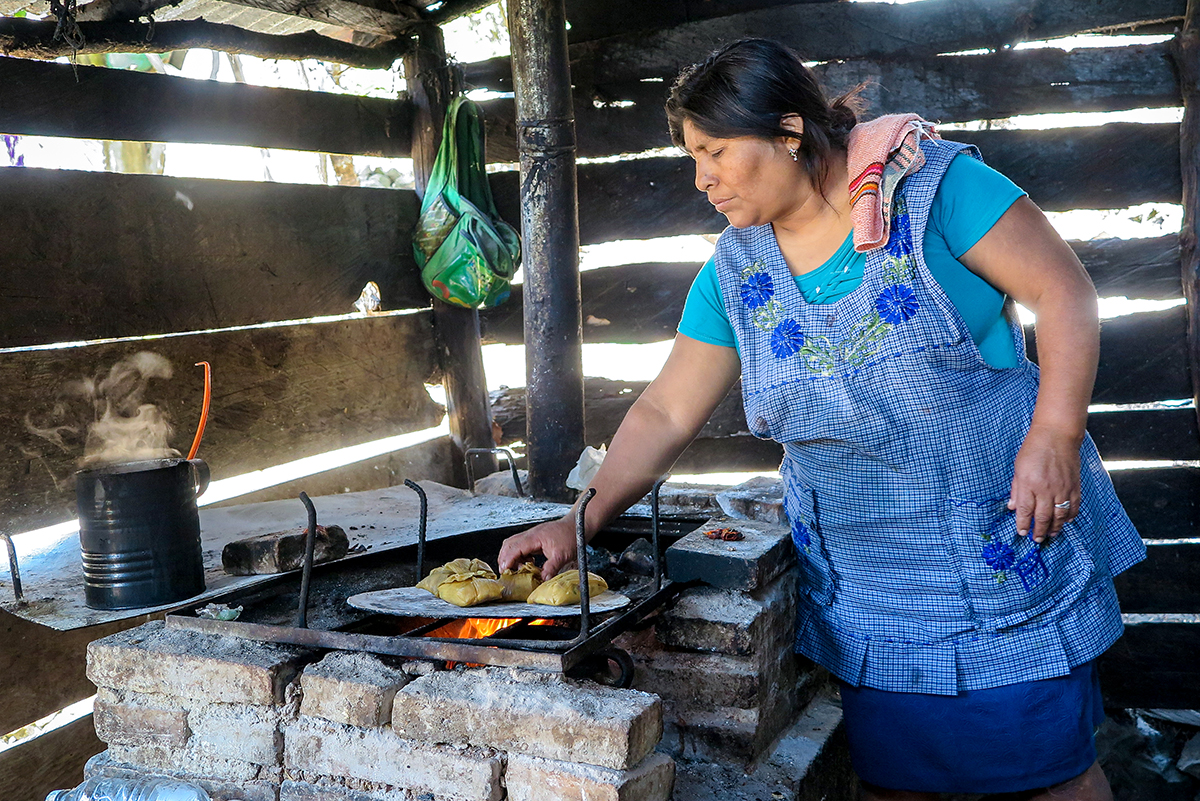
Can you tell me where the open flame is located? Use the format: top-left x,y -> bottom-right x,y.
426,618 -> 522,640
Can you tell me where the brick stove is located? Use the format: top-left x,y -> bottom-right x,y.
80,481 -> 840,801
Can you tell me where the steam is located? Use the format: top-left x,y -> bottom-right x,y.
26,351 -> 181,469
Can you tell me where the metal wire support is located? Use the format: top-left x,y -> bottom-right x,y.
403,479 -> 429,581
575,487 -> 596,640
464,447 -> 524,497
296,492 -> 318,629
1,532 -> 23,603
651,475 -> 669,591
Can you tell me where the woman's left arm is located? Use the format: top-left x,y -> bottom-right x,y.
957,196 -> 1098,544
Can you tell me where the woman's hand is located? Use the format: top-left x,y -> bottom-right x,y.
1008,424 -> 1082,544
498,516 -> 579,579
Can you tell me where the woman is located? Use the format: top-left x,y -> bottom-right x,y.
498,39 -> 1144,800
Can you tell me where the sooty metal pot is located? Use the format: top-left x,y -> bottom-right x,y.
76,457 -> 210,610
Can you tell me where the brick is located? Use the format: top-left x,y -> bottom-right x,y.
189,703 -> 283,765
86,750 -> 278,801
107,742 -> 269,783
280,779 -> 409,801
392,667 -> 661,770
665,517 -> 794,591
506,752 -> 675,801
222,525 -> 349,576
656,572 -> 797,656
87,621 -> 315,704
632,650 -> 761,709
284,715 -> 502,801
300,651 -> 411,728
93,694 -> 190,749
715,477 -> 787,526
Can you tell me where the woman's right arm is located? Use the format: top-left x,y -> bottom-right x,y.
497,333 -> 741,576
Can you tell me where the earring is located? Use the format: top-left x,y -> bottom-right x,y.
788,148 -> 799,162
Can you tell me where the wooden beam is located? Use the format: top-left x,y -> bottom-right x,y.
215,0 -> 419,36
1173,4 -> 1200,437
1113,543 -> 1200,613
1110,467 -> 1200,541
0,167 -> 427,348
463,0 -> 1184,90
486,124 -> 1182,248
0,715 -> 104,801
0,56 -> 413,157
0,16 -> 409,69
561,0 -> 840,45
1099,622 -> 1200,708
477,44 -> 1182,160
404,26 -> 496,488
1,314 -> 443,534
508,0 -> 585,502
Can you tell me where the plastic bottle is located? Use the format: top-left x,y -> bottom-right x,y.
46,777 -> 211,801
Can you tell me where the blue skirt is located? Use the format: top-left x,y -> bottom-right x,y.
839,660 -> 1104,794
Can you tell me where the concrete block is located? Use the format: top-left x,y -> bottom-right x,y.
86,751 -> 279,801
107,741 -> 269,783
666,517 -> 794,591
300,651 -> 411,728
656,572 -> 797,656
222,524 -> 349,576
189,703 -> 283,765
506,752 -> 675,801
280,779 -> 409,801
392,667 -> 661,770
284,715 -> 503,801
716,477 -> 787,525
631,650 -> 761,709
88,621 -> 316,705
93,694 -> 190,749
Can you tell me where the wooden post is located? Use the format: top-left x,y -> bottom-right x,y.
507,0 -> 585,502
404,25 -> 498,488
1174,2 -> 1200,433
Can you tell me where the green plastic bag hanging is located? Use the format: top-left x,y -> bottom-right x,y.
413,96 -> 520,308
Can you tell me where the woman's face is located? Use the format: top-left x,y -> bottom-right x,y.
682,118 -> 804,229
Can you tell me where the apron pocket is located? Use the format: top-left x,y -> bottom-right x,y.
783,482 -> 835,605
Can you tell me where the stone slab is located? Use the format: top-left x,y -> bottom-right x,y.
85,751 -> 279,801
88,620 -> 315,705
656,571 -> 797,656
505,751 -> 675,801
222,524 -> 350,576
666,517 -> 794,591
715,477 -> 787,526
284,715 -> 503,801
300,651 -> 411,728
391,667 -> 662,770
93,694 -> 191,749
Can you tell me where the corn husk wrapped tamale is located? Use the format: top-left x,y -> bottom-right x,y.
436,569 -> 505,607
499,562 -> 543,602
416,558 -> 496,595
526,569 -> 608,606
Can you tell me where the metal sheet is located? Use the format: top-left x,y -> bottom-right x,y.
1,481 -> 569,631
346,586 -> 631,618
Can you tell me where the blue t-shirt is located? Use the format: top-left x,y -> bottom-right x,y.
678,153 -> 1026,369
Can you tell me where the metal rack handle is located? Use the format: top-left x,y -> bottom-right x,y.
296,493 -> 317,629
404,479 -> 429,581
575,487 -> 596,640
465,447 -> 524,497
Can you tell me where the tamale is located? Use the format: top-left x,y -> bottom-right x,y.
436,569 -> 505,607
526,569 -> 608,606
416,558 -> 496,594
499,562 -> 543,602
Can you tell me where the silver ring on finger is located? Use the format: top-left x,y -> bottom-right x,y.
1053,501 -> 1071,510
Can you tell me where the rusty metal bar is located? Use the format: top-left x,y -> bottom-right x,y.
651,476 -> 667,592
403,479 -> 429,581
508,0 -> 585,502
465,447 -> 525,497
296,492 -> 318,629
575,488 -> 595,639
1,531 -> 22,603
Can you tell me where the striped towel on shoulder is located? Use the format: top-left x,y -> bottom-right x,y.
848,114 -> 939,253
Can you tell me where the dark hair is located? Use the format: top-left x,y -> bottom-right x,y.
666,39 -> 863,199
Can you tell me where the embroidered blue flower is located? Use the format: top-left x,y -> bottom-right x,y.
792,518 -> 811,548
982,540 -> 1016,571
875,285 -> 919,324
1014,547 -> 1049,591
740,270 -> 775,310
885,212 -> 912,258
770,319 -> 804,359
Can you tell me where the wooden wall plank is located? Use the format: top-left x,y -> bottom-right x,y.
1089,408 -> 1200,461
1098,622 -> 1200,708
1113,544 -> 1200,613
465,0 -> 1184,90
0,168 -> 428,348
0,57 -> 413,157
0,715 -> 104,801
488,124 -> 1181,248
1083,307 -> 1189,405
480,45 -> 1181,162
562,0 -> 838,45
1111,467 -> 1200,541
1075,236 -> 1182,301
0,610 -> 153,736
3,313 -> 443,534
